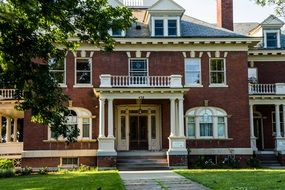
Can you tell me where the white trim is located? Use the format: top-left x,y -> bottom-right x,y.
188,148 -> 253,155
74,58 -> 92,86
128,58 -> 149,77
264,29 -> 281,48
151,16 -> 180,37
49,58 -> 66,86
22,150 -> 97,158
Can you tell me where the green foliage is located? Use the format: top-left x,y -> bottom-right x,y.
37,167 -> 48,175
254,0 -> 285,16
0,169 -> 15,178
0,159 -> 14,170
247,157 -> 261,168
0,0 -> 134,141
20,167 -> 33,176
77,164 -> 91,172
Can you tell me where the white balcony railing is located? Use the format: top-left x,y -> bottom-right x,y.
0,89 -> 16,100
100,75 -> 182,88
123,0 -> 143,6
249,83 -> 285,95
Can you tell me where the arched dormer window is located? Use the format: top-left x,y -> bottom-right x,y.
49,107 -> 92,140
185,107 -> 228,139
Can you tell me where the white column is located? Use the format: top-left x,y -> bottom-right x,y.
0,115 -> 2,143
275,104 -> 282,138
6,117 -> 11,142
249,104 -> 255,138
178,98 -> 185,137
107,98 -> 114,138
283,105 -> 285,138
170,98 -> 176,137
13,118 -> 18,142
99,98 -> 106,138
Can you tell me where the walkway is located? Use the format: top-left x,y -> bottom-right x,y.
119,170 -> 209,190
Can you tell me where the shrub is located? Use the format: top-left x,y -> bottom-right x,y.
78,164 -> 90,172
221,155 -> 240,168
20,167 -> 33,176
195,156 -> 218,169
38,167 -> 48,175
247,157 -> 261,168
0,159 -> 14,170
0,169 -> 15,178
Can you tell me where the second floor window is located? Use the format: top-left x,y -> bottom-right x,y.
129,59 -> 148,77
248,68 -> 258,84
154,20 -> 164,36
185,58 -> 201,86
76,59 -> 91,84
48,57 -> 65,84
210,59 -> 226,85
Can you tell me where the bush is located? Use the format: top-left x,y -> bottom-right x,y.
78,164 -> 90,172
20,167 -> 33,176
0,159 -> 14,170
195,156 -> 218,169
38,167 -> 48,175
0,169 -> 15,178
247,157 -> 261,168
221,155 -> 240,168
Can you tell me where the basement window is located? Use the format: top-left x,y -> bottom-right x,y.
61,157 -> 79,166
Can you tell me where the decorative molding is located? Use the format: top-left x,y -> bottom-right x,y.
81,50 -> 86,58
182,52 -> 187,58
190,51 -> 195,58
250,61 -> 254,68
22,150 -> 97,158
72,51 -> 77,57
126,52 -> 131,58
215,51 -> 220,58
90,51 -> 94,58
207,52 -> 212,58
199,52 -> 203,58
135,51 -> 141,58
224,52 -> 228,58
146,52 -> 151,58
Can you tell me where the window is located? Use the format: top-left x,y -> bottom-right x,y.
49,108 -> 92,140
129,59 -> 148,85
112,29 -> 124,37
185,59 -> 201,86
272,111 -> 284,136
248,68 -> 258,83
62,157 -> 78,166
168,20 -> 177,36
266,32 -> 278,48
185,107 -> 228,139
210,59 -> 226,85
76,59 -> 91,84
48,57 -> 65,85
154,20 -> 164,36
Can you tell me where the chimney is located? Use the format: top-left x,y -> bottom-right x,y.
217,0 -> 233,31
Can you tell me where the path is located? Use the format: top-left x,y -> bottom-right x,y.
119,170 -> 209,190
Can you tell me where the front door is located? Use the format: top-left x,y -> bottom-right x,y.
129,116 -> 148,150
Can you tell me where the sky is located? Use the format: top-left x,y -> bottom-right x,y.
173,0 -> 277,23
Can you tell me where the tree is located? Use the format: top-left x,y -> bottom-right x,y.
254,0 -> 285,16
0,0 -> 134,142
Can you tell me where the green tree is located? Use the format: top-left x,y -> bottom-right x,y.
0,0 -> 133,141
254,0 -> 285,16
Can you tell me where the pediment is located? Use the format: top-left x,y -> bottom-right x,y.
148,0 -> 185,12
108,0 -> 124,7
261,15 -> 284,27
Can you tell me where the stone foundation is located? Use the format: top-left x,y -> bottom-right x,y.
278,153 -> 285,165
97,156 -> 117,169
167,155 -> 187,168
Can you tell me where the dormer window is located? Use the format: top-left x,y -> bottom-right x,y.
265,31 -> 279,48
151,17 -> 180,37
154,20 -> 164,36
109,29 -> 126,37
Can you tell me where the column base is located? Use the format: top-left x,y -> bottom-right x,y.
275,137 -> 285,151
97,137 -> 117,169
97,156 -> 117,170
167,136 -> 188,168
251,137 -> 258,151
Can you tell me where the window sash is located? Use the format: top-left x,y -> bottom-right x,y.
76,59 -> 91,84
266,32 -> 278,48
200,123 -> 213,137
185,59 -> 201,85
154,20 -> 164,36
168,20 -> 177,36
129,59 -> 148,77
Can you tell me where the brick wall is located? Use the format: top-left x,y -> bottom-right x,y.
254,61 -> 285,84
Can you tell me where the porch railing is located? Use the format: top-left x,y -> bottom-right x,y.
249,83 -> 285,95
100,75 -> 182,88
0,89 -> 16,100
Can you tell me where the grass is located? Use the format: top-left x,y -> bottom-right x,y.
0,170 -> 124,190
176,169 -> 285,190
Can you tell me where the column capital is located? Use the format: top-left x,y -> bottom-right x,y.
169,97 -> 176,101
107,98 -> 114,102
275,104 -> 281,106
178,97 -> 184,101
99,97 -> 106,101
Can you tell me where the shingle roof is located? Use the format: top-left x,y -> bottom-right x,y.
234,23 -> 259,35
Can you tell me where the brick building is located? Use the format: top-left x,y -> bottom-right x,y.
1,0 -> 285,169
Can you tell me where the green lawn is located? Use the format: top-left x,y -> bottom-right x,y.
0,171 -> 124,190
176,169 -> 285,190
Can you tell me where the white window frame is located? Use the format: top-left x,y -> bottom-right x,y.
48,108 -> 92,141
128,58 -> 149,77
264,30 -> 281,48
108,29 -> 126,37
248,67 -> 258,83
60,157 -> 79,167
74,58 -> 93,88
185,107 -> 228,139
151,16 -> 181,37
49,58 -> 67,88
209,58 -> 228,87
271,111 -> 284,136
184,58 -> 202,87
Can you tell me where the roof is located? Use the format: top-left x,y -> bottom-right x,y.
234,23 -> 259,35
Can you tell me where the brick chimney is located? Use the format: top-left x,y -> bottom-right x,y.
217,0 -> 233,31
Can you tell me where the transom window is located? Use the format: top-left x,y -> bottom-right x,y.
129,59 -> 148,77
76,59 -> 91,84
210,59 -> 226,85
185,58 -> 201,86
186,107 -> 228,139
48,57 -> 65,85
154,20 -> 164,36
168,20 -> 177,36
